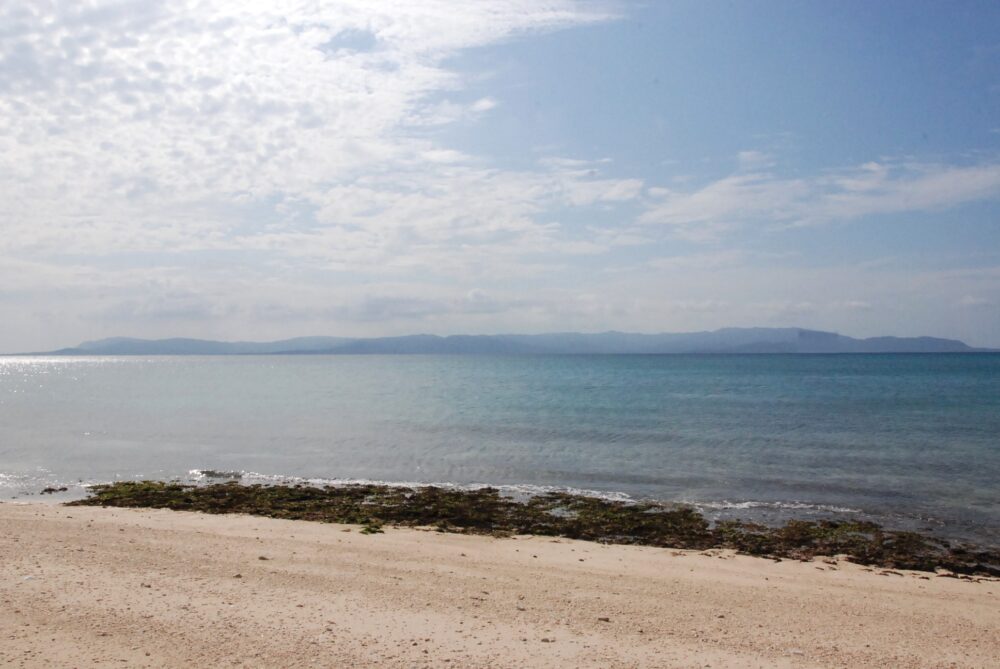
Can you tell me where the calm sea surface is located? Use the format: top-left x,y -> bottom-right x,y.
1,354 -> 998,545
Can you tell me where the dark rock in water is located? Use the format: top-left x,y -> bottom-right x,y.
197,470 -> 243,480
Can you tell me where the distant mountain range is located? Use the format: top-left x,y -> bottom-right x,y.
33,328 -> 994,355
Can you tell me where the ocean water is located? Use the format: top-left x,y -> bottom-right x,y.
1,354 -> 998,546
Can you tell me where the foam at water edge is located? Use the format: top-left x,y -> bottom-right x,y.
689,499 -> 862,514
0,469 -> 902,517
186,469 -> 636,503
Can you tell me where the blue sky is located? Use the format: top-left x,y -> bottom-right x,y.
1,0 -> 999,351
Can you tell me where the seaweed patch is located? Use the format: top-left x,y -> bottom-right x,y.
69,481 -> 1000,576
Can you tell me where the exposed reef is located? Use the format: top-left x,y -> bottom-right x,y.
70,481 -> 1000,576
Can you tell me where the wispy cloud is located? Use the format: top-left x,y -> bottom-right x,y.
640,158 -> 1000,237
648,249 -> 795,272
958,295 -> 995,309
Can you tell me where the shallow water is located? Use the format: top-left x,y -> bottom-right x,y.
1,354 -> 998,545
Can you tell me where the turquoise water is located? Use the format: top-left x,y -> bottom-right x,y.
1,354 -> 998,545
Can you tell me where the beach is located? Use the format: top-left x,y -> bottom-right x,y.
2,501 -> 997,668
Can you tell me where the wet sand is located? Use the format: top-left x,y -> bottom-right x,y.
1,501 -> 997,668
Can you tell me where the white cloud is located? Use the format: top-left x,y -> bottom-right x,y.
736,150 -> 774,169
958,295 -> 995,309
665,299 -> 731,313
470,96 -> 498,112
833,300 -> 875,312
648,249 -> 796,272
640,158 -> 1000,237
0,0 -> 640,349
0,1 -> 618,257
407,97 -> 500,126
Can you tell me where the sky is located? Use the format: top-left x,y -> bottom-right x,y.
1,0 -> 999,352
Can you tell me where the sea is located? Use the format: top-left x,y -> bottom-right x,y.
1,354 -> 998,547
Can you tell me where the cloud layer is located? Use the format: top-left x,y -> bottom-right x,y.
1,1 -> 999,350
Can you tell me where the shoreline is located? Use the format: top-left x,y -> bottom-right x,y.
3,500 -> 998,668
67,481 -> 1000,576
8,473 -> 999,553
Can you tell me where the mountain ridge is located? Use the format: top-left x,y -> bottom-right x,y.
24,328 -> 995,355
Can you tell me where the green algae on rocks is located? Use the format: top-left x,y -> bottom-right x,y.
69,481 -> 1000,576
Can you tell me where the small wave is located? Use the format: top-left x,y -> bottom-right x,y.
0,468 -> 94,501
188,469 -> 244,480
0,468 -> 68,489
689,500 -> 862,514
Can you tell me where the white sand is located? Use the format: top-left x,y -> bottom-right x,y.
1,501 -> 997,668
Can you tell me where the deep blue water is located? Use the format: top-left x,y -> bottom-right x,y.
1,354 -> 998,545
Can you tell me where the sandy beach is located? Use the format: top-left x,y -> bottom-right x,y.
1,501 -> 997,668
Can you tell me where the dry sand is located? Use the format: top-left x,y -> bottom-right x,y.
1,501 -> 997,668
